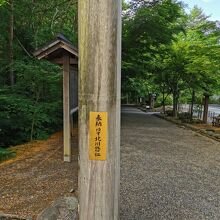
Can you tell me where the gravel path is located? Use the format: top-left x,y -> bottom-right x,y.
120,107 -> 220,220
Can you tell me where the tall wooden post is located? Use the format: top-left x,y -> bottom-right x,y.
203,94 -> 209,124
78,1 -> 121,219
63,53 -> 71,162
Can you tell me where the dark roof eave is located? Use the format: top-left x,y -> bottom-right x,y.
33,35 -> 78,60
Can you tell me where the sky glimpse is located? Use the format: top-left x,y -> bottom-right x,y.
181,0 -> 220,21
125,0 -> 220,21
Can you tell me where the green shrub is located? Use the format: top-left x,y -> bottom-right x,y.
0,60 -> 63,147
165,110 -> 173,116
0,147 -> 16,162
178,112 -> 191,123
178,112 -> 191,120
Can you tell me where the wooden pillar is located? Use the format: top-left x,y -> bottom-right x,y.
78,0 -> 121,219
63,53 -> 71,162
150,95 -> 155,110
203,94 -> 209,124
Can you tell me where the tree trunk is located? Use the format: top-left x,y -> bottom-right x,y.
162,90 -> 166,114
203,95 -> 209,124
190,90 -> 195,121
172,83 -> 179,118
173,92 -> 178,118
78,1 -> 121,219
8,0 -> 14,86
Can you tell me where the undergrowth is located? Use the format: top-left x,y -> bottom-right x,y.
0,147 -> 16,162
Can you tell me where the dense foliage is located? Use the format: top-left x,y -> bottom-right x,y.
0,0 -> 77,147
122,0 -> 220,117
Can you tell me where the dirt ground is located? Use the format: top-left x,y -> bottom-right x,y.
0,129 -> 78,219
192,123 -> 220,133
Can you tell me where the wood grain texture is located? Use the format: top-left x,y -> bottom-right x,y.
78,0 -> 121,219
63,53 -> 71,162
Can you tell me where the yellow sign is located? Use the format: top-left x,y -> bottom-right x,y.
89,112 -> 108,160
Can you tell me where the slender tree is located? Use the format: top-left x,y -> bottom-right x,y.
8,0 -> 14,85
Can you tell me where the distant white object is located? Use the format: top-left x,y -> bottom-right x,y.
146,105 -> 150,109
70,107 -> 78,115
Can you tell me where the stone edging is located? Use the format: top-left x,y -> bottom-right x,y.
0,212 -> 32,220
154,114 -> 220,143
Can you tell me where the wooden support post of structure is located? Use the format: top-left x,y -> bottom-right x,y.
203,94 -> 209,124
78,0 -> 121,219
63,53 -> 71,162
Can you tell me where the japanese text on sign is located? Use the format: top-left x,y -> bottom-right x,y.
89,112 -> 108,160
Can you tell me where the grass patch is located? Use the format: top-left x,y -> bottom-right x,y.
0,147 -> 16,162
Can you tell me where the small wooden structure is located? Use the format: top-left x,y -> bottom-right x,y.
33,34 -> 78,162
